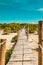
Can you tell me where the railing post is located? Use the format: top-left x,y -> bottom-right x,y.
39,21 -> 43,65
0,39 -> 6,65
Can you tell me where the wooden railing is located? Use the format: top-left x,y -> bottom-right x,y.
0,39 -> 6,65
38,21 -> 43,65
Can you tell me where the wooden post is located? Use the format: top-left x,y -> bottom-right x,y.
0,39 -> 6,65
39,21 -> 43,65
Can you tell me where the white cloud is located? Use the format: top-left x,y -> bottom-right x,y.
37,8 -> 43,11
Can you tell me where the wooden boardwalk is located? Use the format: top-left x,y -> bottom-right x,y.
7,29 -> 38,65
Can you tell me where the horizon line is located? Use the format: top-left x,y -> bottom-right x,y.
0,19 -> 43,24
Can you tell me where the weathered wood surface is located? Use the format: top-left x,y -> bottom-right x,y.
39,21 -> 43,65
7,29 -> 37,65
0,39 -> 6,65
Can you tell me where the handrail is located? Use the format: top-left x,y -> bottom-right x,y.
38,44 -> 43,51
0,41 -> 6,46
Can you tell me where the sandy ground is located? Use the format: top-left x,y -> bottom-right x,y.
0,29 -> 39,65
28,34 -> 38,49
0,33 -> 17,50
28,34 -> 39,65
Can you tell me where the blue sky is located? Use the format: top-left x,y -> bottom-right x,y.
0,0 -> 43,23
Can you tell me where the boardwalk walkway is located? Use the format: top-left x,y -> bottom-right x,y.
7,29 -> 38,65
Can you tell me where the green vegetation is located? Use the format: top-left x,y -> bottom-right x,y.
0,23 -> 38,34
25,24 -> 38,33
0,23 -> 22,34
11,35 -> 18,43
29,24 -> 38,33
5,35 -> 18,65
4,27 -> 11,34
24,24 -> 38,39
5,47 -> 13,65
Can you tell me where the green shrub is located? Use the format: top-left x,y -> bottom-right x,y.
5,35 -> 18,65
11,36 -> 18,43
5,48 -> 13,65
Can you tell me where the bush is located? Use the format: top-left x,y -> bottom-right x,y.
5,48 -> 13,65
4,27 -> 11,34
5,35 -> 18,65
11,36 -> 18,43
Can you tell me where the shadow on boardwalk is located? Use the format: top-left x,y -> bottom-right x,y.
7,29 -> 38,65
